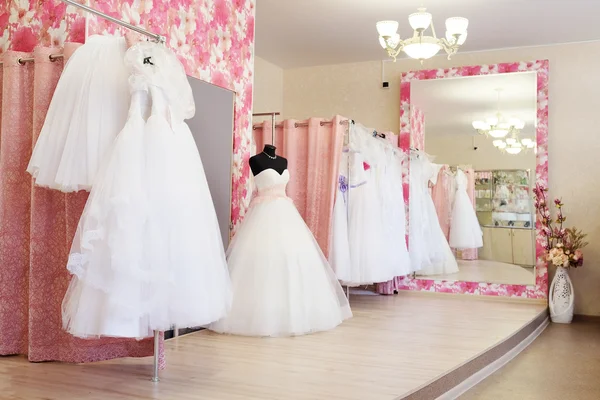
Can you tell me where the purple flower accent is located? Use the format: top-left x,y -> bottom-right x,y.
339,175 -> 348,193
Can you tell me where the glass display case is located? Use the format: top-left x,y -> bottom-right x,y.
475,169 -> 534,229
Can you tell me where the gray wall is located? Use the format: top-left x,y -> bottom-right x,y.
186,77 -> 235,248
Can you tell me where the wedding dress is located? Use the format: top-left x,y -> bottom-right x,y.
61,42 -> 232,339
410,155 -> 459,276
333,124 -> 410,285
28,35 -> 130,192
449,169 -> 483,249
209,168 -> 352,337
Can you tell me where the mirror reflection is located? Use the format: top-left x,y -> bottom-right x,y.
411,72 -> 537,285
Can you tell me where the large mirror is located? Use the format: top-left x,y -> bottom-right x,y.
411,72 -> 537,285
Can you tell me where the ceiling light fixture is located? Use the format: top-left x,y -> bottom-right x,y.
376,6 -> 468,63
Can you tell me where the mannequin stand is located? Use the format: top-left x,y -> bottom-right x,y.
151,330 -> 160,382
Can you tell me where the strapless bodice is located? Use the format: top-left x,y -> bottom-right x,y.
252,169 -> 290,203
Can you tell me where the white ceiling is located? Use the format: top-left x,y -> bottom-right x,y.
255,0 -> 600,68
410,72 -> 537,138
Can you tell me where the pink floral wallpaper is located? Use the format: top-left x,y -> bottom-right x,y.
1,0 -> 256,232
389,60 -> 549,300
410,106 -> 425,150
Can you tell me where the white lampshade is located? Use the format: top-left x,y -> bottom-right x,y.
377,20 -> 399,37
403,42 -> 441,60
526,141 -> 536,149
445,17 -> 469,35
506,145 -> 522,155
509,118 -> 525,129
505,137 -> 516,145
408,10 -> 432,31
489,129 -> 509,138
521,138 -> 533,146
492,140 -> 504,147
485,116 -> 499,126
446,30 -> 467,45
472,121 -> 490,130
498,142 -> 507,149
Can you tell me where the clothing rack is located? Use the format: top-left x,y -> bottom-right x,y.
252,112 -> 280,146
3,0 -> 165,66
252,119 -> 349,130
0,0 -> 166,383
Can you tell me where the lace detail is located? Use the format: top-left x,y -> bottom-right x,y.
67,253 -> 88,278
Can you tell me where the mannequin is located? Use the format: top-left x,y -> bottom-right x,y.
249,144 -> 288,175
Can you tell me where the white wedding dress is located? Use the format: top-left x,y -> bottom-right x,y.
61,42 -> 232,339
209,168 -> 352,337
410,155 -> 459,276
449,169 -> 483,249
28,35 -> 130,192
330,123 -> 410,285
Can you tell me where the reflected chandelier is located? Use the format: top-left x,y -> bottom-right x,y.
376,7 -> 468,62
492,134 -> 536,155
472,89 -> 525,139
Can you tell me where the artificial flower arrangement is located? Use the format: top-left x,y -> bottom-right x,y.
533,184 -> 588,268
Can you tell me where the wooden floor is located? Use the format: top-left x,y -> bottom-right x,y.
0,293 -> 545,400
418,259 -> 535,285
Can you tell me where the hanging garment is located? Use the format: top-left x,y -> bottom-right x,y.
61,42 -> 232,339
209,169 -> 352,337
341,124 -> 410,285
27,35 -> 130,193
329,151 -> 353,282
410,155 -> 459,276
449,169 -> 484,249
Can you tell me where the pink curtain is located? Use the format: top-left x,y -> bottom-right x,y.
457,168 -> 478,260
431,165 -> 452,240
0,46 -> 163,364
253,116 -> 346,257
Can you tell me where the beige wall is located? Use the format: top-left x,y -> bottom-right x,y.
426,134 -> 537,172
252,56 -> 284,120
282,41 -> 600,316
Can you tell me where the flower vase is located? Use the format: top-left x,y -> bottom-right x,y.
549,266 -> 574,324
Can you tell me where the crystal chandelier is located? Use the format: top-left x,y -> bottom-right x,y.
376,7 -> 468,62
472,89 -> 525,139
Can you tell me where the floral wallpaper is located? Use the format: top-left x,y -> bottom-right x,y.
383,60 -> 550,300
1,0 -> 256,232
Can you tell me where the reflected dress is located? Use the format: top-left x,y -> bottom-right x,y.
449,169 -> 483,249
410,156 -> 459,276
61,42 -> 232,339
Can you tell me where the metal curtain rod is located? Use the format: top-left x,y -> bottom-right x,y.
253,119 -> 349,130
59,0 -> 166,43
252,112 -> 281,117
8,53 -> 64,65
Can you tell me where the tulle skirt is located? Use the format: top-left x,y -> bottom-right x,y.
209,197 -> 352,337
61,115 -> 232,339
329,188 -> 353,282
27,35 -> 130,192
417,194 -> 459,276
449,190 -> 484,249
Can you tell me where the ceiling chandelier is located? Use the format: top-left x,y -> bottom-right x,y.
376,6 -> 468,62
472,89 -> 525,139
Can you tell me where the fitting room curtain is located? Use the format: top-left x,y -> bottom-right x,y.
457,168 -> 478,260
0,46 -> 163,364
431,165 -> 453,239
253,116 -> 346,257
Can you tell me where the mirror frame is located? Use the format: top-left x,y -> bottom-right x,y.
379,60 -> 549,300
